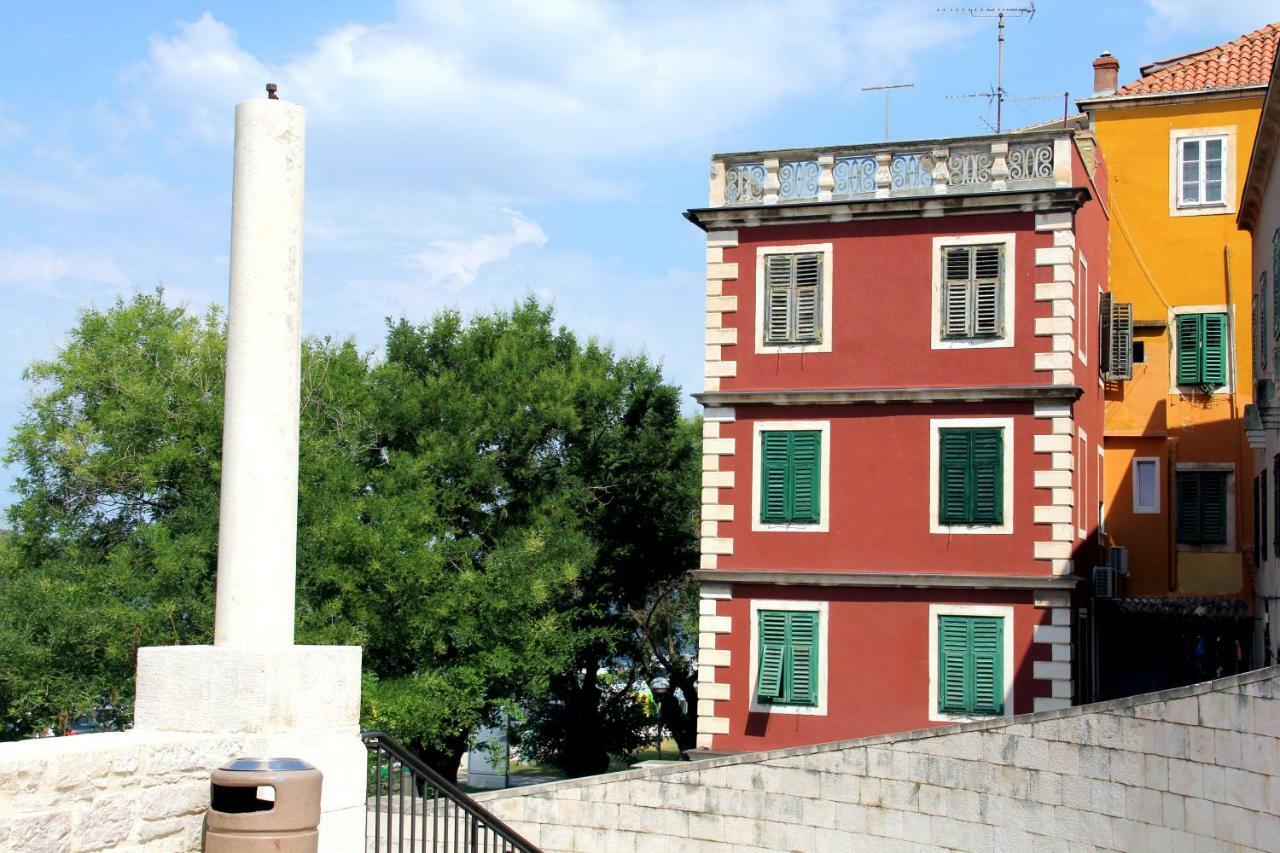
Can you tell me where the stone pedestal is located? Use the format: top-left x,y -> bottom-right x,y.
133,645 -> 365,852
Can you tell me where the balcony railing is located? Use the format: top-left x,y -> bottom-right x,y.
710,132 -> 1072,207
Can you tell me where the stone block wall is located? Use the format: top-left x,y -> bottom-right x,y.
474,667 -> 1280,852
0,731 -> 245,851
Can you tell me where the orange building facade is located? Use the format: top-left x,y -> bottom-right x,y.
1079,25 -> 1278,695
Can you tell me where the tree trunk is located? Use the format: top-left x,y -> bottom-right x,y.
560,662 -> 611,777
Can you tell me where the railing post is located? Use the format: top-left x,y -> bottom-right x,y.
709,158 -> 726,206
762,157 -> 780,204
990,140 -> 1009,191
874,152 -> 892,198
931,146 -> 950,194
817,153 -> 835,202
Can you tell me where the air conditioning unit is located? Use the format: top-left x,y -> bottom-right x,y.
1107,545 -> 1129,577
1092,565 -> 1119,599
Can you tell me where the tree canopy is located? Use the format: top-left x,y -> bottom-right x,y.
1,291 -> 699,778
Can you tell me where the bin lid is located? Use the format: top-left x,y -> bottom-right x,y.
220,757 -> 315,772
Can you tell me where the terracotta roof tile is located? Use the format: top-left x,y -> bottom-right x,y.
1117,22 -> 1280,95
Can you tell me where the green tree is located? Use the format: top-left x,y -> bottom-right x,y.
2,292 -> 699,784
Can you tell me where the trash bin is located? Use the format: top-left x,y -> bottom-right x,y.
204,757 -> 323,852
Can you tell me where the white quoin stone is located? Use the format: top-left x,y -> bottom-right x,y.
215,99 -> 307,648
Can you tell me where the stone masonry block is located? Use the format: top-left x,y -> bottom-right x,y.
1035,246 -> 1073,266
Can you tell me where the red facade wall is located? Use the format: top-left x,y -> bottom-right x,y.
710,586 -> 1054,752
718,402 -> 1053,574
718,214 -> 1055,392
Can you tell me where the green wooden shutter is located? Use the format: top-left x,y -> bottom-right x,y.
788,431 -> 821,524
970,429 -> 1004,525
764,255 -> 794,344
1199,471 -> 1228,545
937,616 -> 970,714
969,617 -> 1004,715
1200,313 -> 1228,386
760,432 -> 790,523
1273,230 -> 1280,338
1272,456 -> 1279,555
1176,472 -> 1203,544
1177,314 -> 1203,385
786,611 -> 819,706
1263,292 -> 1269,370
1263,470 -> 1269,561
757,611 -> 788,701
939,430 -> 971,524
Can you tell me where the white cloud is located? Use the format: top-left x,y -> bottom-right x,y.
0,247 -> 128,289
1144,0 -> 1276,37
135,3 -> 971,196
404,209 -> 548,290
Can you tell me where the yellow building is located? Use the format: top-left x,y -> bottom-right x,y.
1079,24 -> 1278,695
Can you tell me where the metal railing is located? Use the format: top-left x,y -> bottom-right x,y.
362,731 -> 540,853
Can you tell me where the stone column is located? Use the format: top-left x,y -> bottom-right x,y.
215,98 -> 306,648
132,94 -> 365,853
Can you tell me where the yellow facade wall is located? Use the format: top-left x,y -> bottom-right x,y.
1093,95 -> 1261,599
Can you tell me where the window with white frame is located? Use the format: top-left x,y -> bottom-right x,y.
1078,431 -> 1088,539
1169,127 -> 1236,216
752,420 -> 831,532
755,244 -> 833,354
1133,457 -> 1160,513
928,603 -> 1014,723
1177,135 -> 1226,208
1077,254 -> 1088,365
931,235 -> 1016,350
749,599 -> 829,716
1097,446 -> 1105,542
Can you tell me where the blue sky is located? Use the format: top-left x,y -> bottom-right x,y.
1,0 -> 1277,507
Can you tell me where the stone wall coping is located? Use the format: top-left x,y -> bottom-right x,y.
473,664 -> 1280,804
0,729 -> 235,763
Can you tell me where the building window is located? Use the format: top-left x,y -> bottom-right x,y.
760,430 -> 821,524
755,609 -> 819,707
754,244 -> 833,354
929,604 -> 1014,723
764,253 -> 822,345
1264,469 -> 1270,562
752,420 -> 830,532
931,235 -> 1015,350
1133,458 -> 1160,513
937,614 -> 1004,716
942,244 -> 1004,340
930,417 -> 1013,534
1177,135 -> 1227,208
1078,431 -> 1088,539
1273,455 -> 1279,557
939,428 -> 1003,526
1133,341 -> 1146,363
1273,230 -> 1280,338
1174,312 -> 1229,388
1077,254 -> 1088,365
1176,470 -> 1229,546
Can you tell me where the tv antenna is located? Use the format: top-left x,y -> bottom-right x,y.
862,83 -> 914,142
939,2 -> 1036,132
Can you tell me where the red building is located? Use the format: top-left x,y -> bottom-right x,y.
688,130 -> 1111,753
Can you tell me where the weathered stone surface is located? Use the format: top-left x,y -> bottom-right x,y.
475,667 -> 1280,853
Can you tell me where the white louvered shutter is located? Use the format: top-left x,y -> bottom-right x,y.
972,246 -> 1002,337
793,254 -> 822,343
1109,301 -> 1133,380
943,247 -> 971,338
764,255 -> 793,344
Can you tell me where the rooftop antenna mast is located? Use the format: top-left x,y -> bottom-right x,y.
939,2 -> 1036,132
862,82 -> 914,142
